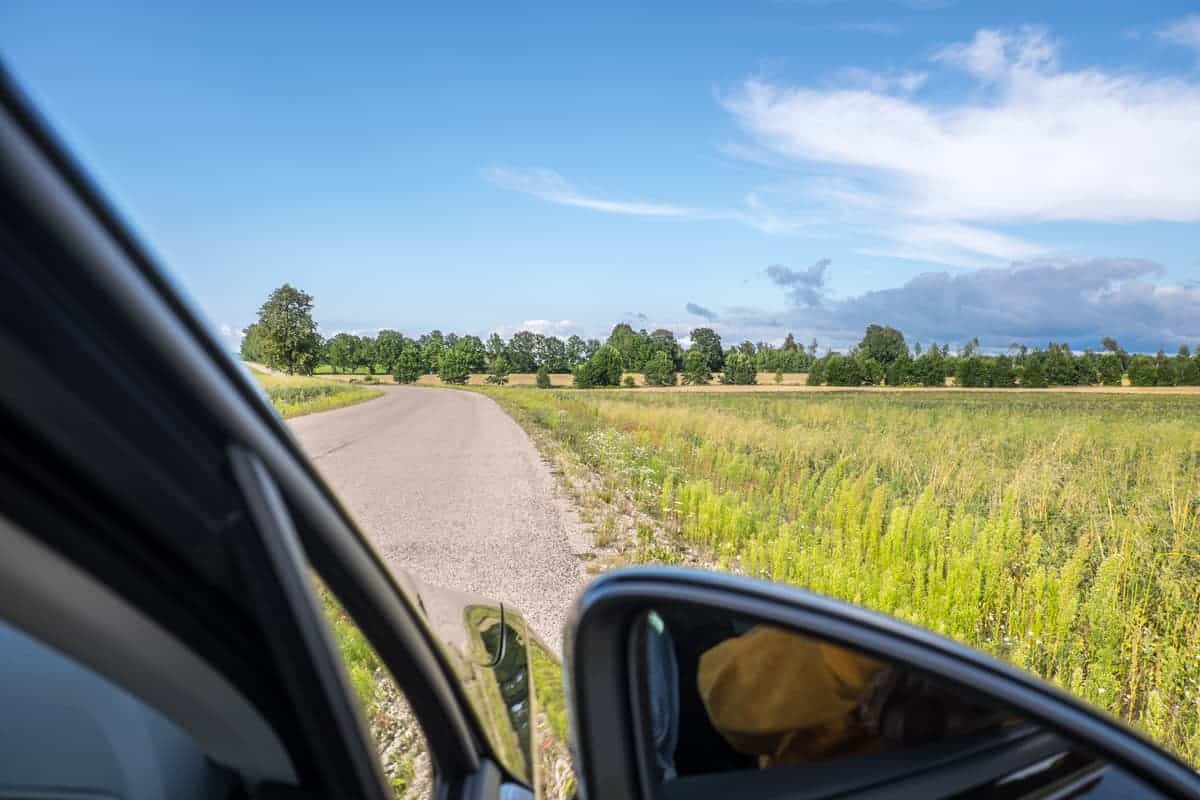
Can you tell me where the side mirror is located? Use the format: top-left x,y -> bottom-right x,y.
565,568 -> 1200,800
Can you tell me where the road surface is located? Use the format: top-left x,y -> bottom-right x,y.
288,386 -> 589,647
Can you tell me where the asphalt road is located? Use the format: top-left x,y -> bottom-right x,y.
288,386 -> 589,648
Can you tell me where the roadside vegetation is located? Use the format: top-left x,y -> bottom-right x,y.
484,387 -> 1200,763
315,582 -> 424,797
251,369 -> 383,418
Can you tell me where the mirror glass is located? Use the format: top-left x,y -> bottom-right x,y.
633,606 -> 1165,799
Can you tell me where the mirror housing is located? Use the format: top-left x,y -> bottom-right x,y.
564,567 -> 1200,800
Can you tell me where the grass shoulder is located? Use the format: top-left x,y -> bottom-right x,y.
249,367 -> 384,418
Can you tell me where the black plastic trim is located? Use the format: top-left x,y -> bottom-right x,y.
566,567 -> 1200,800
230,447 -> 391,799
0,65 -> 480,781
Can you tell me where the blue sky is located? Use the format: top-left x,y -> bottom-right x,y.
3,1 -> 1198,352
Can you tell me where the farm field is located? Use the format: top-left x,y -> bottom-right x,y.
250,369 -> 384,418
483,387 -> 1200,762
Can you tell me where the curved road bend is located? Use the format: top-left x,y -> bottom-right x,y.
288,386 -> 590,647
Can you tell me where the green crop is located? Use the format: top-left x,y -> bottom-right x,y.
485,388 -> 1200,762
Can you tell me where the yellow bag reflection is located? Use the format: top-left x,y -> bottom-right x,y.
697,626 -> 886,765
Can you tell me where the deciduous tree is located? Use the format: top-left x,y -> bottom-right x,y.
374,329 -> 407,374
325,333 -> 362,374
1127,355 -> 1157,387
681,348 -> 712,385
859,324 -> 908,366
573,345 -> 623,388
643,351 -> 678,386
485,355 -> 511,385
254,284 -> 322,374
688,327 -> 724,371
437,343 -> 473,384
392,345 -> 425,384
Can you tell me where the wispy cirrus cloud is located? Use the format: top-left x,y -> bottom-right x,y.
835,67 -> 928,93
482,166 -> 811,234
482,166 -> 705,218
487,25 -> 1200,269
1158,14 -> 1200,52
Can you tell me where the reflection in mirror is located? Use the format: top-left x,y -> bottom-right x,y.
634,607 -> 1165,799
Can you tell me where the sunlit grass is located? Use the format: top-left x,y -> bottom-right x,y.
251,369 -> 383,418
485,387 -> 1200,763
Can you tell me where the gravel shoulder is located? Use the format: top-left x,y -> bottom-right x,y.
288,385 -> 590,648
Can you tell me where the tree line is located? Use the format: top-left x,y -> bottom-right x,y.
238,284 -> 781,387
806,325 -> 1200,388
240,285 -> 1200,389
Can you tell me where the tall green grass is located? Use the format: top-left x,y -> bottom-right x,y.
485,388 -> 1200,762
252,370 -> 383,418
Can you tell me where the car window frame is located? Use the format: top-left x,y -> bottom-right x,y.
0,65 -> 486,794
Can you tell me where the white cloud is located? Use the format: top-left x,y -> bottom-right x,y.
483,165 -> 812,234
483,166 -> 706,219
866,222 -> 1046,267
933,25 -> 1057,80
1158,14 -> 1200,52
837,67 -> 928,93
724,26 -> 1200,224
219,323 -> 242,340
494,319 -> 581,338
523,319 -> 578,336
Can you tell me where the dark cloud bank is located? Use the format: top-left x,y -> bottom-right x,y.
722,258 -> 1200,353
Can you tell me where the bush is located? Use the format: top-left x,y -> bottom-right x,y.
885,355 -> 912,386
1098,353 -> 1123,386
392,346 -> 425,384
774,370 -> 784,385
1154,351 -> 1177,386
573,346 -> 623,388
535,365 -> 552,389
807,356 -> 826,386
681,349 -> 712,385
956,356 -> 992,388
1127,355 -> 1158,387
991,355 -> 1017,388
824,353 -> 864,386
622,375 -> 637,388
1181,355 -> 1200,386
720,351 -> 757,385
1021,360 -> 1048,388
485,356 -> 510,386
861,357 -> 884,386
913,350 -> 946,387
437,346 -> 472,384
642,352 -> 677,386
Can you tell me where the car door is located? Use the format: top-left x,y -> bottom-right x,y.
564,567 -> 1200,800
0,65 -> 541,799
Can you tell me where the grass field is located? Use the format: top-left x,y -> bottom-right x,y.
250,369 -> 384,417
483,387 -> 1200,762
